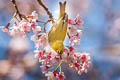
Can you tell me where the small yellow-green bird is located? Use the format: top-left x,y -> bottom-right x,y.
48,1 -> 68,59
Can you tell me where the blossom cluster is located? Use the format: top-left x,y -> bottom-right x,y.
68,15 -> 83,45
1,11 -> 91,80
2,11 -> 41,38
34,45 -> 91,80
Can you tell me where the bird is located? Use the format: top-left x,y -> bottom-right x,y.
48,1 -> 68,59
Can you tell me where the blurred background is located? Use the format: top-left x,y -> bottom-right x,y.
0,0 -> 120,80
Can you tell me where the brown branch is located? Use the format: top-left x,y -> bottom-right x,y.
11,0 -> 22,20
37,0 -> 54,23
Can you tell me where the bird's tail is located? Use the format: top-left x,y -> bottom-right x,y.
58,1 -> 66,21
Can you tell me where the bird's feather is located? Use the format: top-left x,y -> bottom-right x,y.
48,1 -> 68,57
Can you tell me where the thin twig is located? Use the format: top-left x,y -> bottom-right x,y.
55,60 -> 63,71
11,0 -> 22,20
60,66 -> 62,73
36,20 -> 46,23
37,0 -> 54,23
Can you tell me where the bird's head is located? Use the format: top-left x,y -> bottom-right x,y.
52,40 -> 64,56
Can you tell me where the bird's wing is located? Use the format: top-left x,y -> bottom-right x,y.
48,14 -> 68,43
48,17 -> 63,43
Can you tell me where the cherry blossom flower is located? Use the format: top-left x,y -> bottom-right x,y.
74,15 -> 83,27
68,15 -> 83,27
1,27 -> 9,33
31,11 -> 39,20
40,65 -> 51,73
45,70 -> 66,80
31,34 -> 39,42
53,55 -> 61,62
68,53 -> 91,75
34,33 -> 48,48
19,20 -> 31,32
1,23 -> 10,33
1,11 -> 40,38
57,72 -> 65,80
67,26 -> 82,45
45,71 -> 58,80
33,26 -> 41,34
68,19 -> 72,24
34,49 -> 46,60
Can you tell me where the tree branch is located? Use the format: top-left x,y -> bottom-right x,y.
37,0 -> 54,23
11,0 -> 22,20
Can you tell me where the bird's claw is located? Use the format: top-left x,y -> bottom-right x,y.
62,13 -> 68,24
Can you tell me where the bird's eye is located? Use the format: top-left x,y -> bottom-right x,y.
56,50 -> 60,53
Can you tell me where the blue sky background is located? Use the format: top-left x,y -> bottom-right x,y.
0,0 -> 120,80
